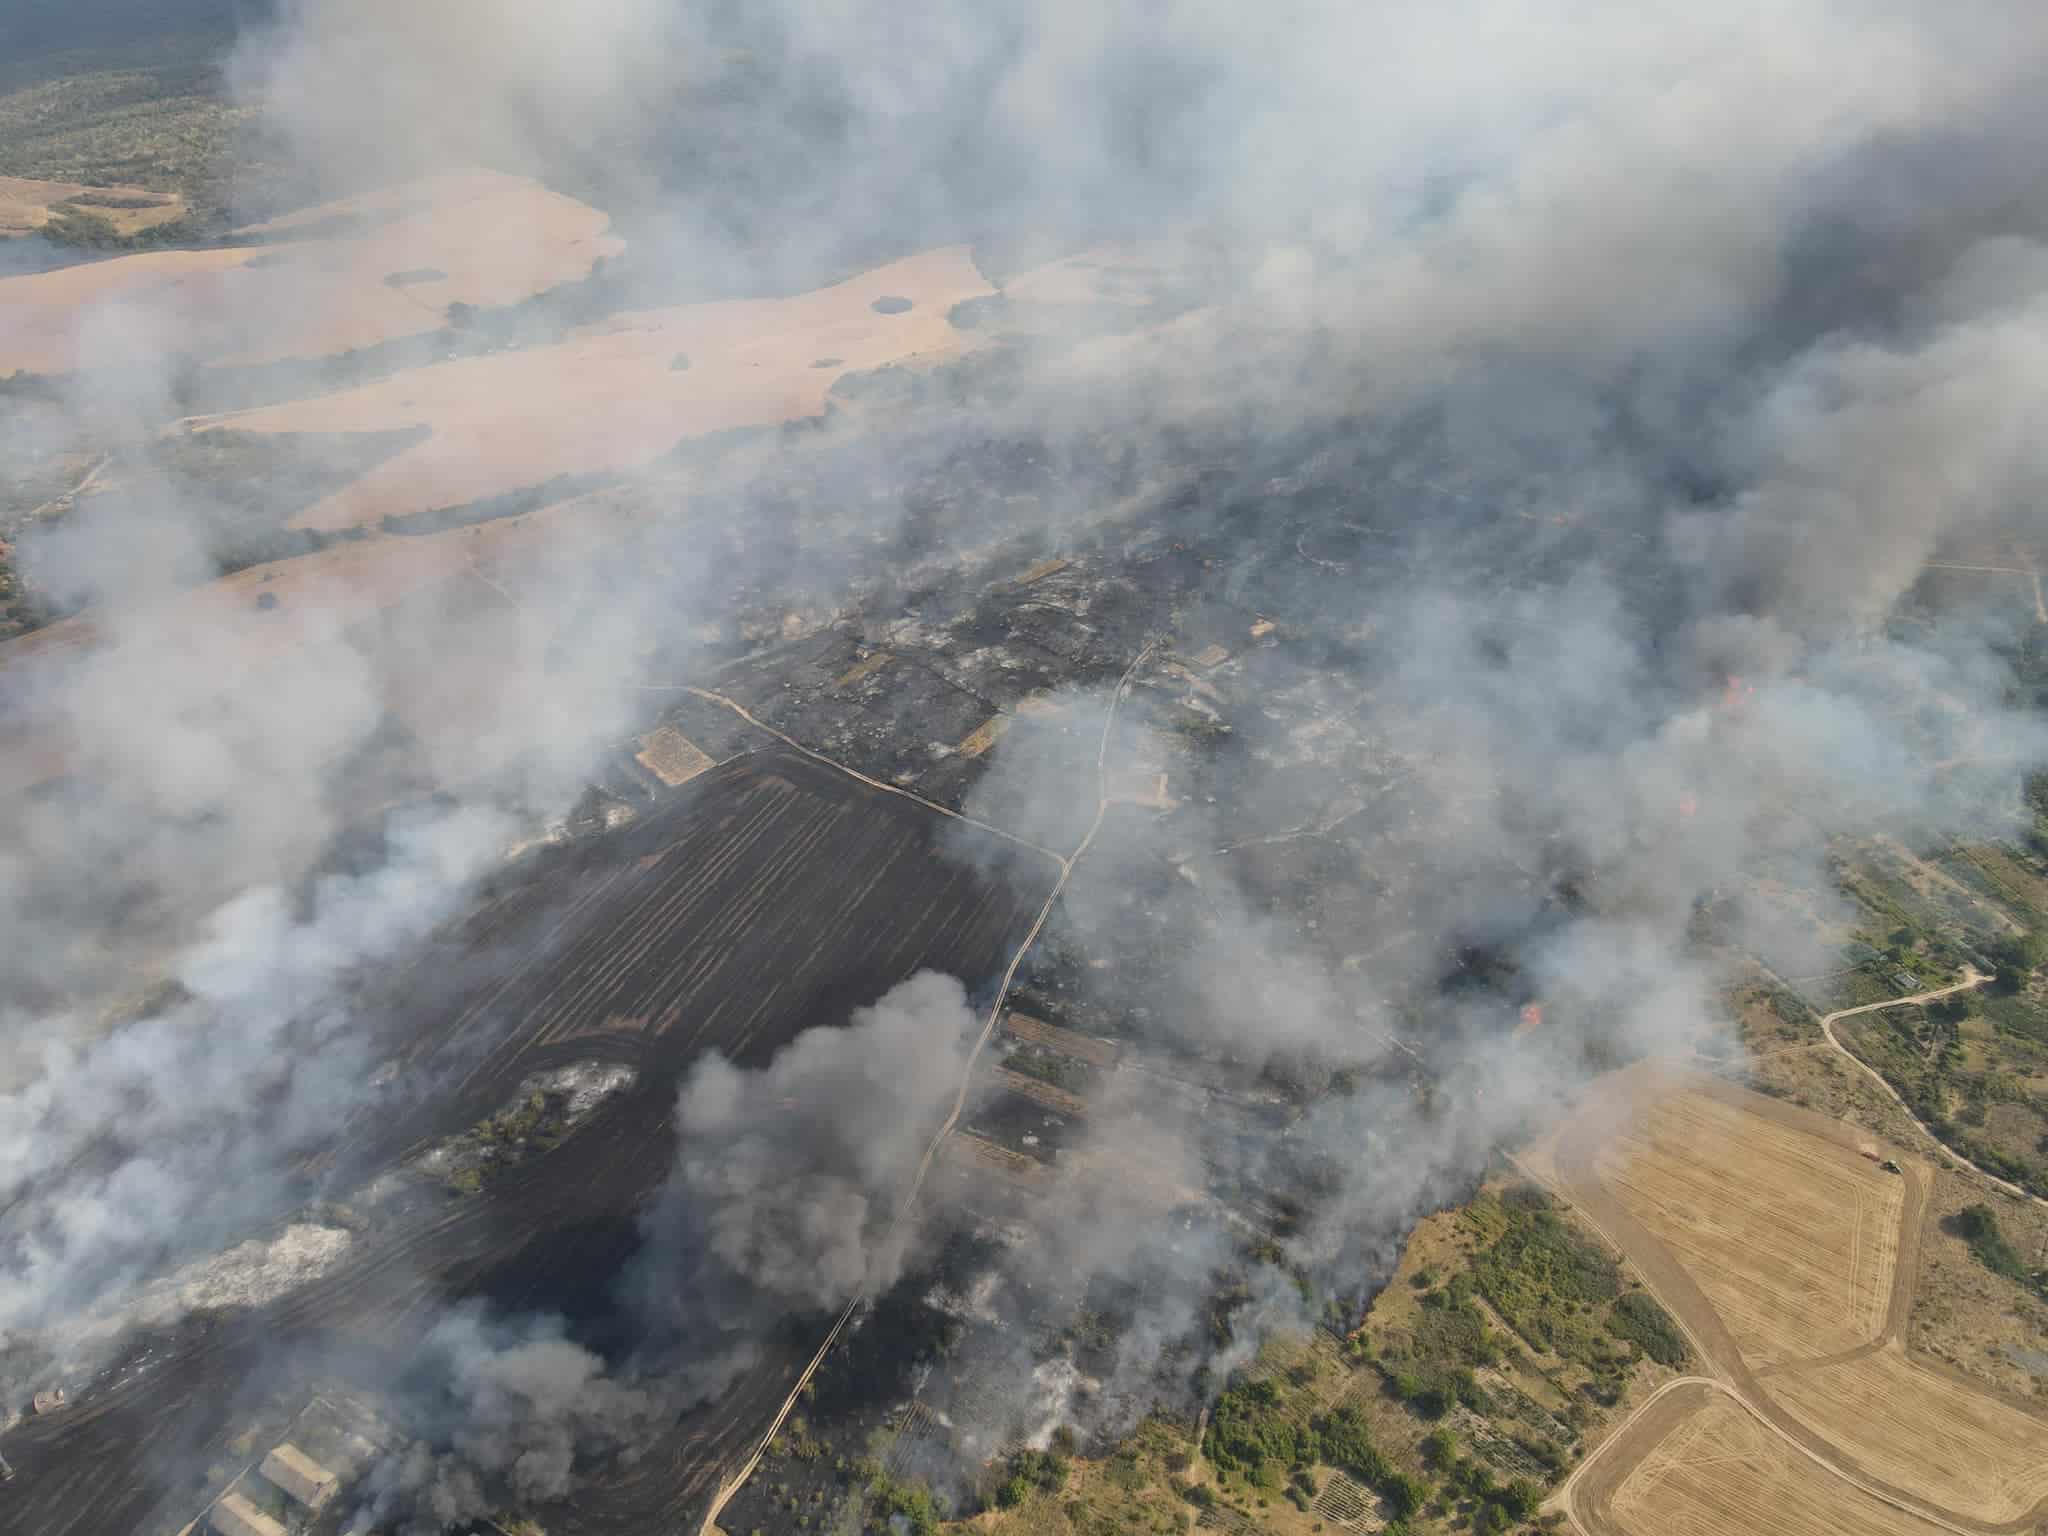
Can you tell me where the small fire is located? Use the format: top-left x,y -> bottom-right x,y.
1678,792 -> 1699,819
1719,674 -> 1758,712
1516,1002 -> 1544,1036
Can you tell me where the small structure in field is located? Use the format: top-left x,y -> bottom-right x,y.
209,1492 -> 286,1536
261,1443 -> 339,1510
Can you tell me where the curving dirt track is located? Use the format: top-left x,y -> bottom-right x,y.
1816,971 -> 2047,1209
1534,1064 -> 2048,1536
0,748 -> 1058,1536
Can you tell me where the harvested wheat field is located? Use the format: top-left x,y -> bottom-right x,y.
1592,1085 -> 1903,1367
1598,1387 -> 1945,1536
1004,1011 -> 1121,1069
204,245 -> 996,531
1766,1346 -> 2048,1524
939,1132 -> 1055,1193
993,1068 -> 1090,1117
634,725 -> 715,787
0,175 -> 184,239
0,168 -> 618,374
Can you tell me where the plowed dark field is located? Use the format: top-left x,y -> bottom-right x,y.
1,750 -> 1056,1536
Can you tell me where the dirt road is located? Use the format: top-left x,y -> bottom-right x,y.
692,646 -> 1155,1536
1817,971 -> 2046,1209
1533,1064 -> 2048,1536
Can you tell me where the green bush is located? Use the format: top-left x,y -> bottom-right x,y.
1951,1204 -> 2028,1283
1606,1290 -> 1689,1367
867,1471 -> 941,1536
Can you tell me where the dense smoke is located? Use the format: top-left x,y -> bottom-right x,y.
0,803 -> 508,1344
1,0 -> 2046,1524
345,1306 -> 658,1535
627,972 -> 983,1390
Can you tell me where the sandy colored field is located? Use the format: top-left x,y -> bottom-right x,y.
1597,1387 -> 1946,1536
0,168 -> 618,374
1003,1012 -> 1122,1068
635,726 -> 715,787
0,175 -> 184,238
938,1132 -> 1053,1191
1593,1084 -> 1902,1367
993,1067 -> 1089,1118
203,245 -> 995,531
1766,1346 -> 2048,1524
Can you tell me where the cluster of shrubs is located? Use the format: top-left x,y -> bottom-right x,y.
1205,1381 -> 1430,1518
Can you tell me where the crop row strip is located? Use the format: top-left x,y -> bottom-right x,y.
692,644 -> 1154,1535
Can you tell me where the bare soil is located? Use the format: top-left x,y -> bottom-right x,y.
0,168 -> 618,375
1589,1386 -> 1946,1536
0,174 -> 184,238
208,245 -> 995,531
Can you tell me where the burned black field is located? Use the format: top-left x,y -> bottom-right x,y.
1,749 -> 1056,1536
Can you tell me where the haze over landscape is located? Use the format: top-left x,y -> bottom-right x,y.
2,5 -> 2047,1536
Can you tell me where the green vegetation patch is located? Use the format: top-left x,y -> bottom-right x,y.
1204,1381 -> 1431,1521
1604,1291 -> 1688,1368
1949,1203 -> 2039,1292
0,31 -> 249,230
1470,1186 -> 1622,1357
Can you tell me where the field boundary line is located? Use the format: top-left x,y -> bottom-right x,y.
1520,1063 -> 2027,1536
636,683 -> 1072,871
694,644 -> 1153,1536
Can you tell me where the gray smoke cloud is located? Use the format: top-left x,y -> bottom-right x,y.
625,972 -> 982,1402
1,0 -> 2046,1523
343,1305 -> 659,1536
0,802 -> 509,1354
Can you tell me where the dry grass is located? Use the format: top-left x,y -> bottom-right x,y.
1766,1346 -> 2048,1523
1003,1013 -> 1121,1069
1607,1391 -> 1945,1536
956,716 -> 1010,759
834,651 -> 893,690
634,726 -> 714,787
993,1068 -> 1089,1118
207,244 -> 995,530
0,168 -> 619,375
1594,1088 -> 1901,1368
1912,1165 -> 2048,1402
0,174 -> 184,238
937,1132 -> 1052,1192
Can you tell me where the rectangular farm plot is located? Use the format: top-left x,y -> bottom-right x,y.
1003,1011 -> 1122,1068
1766,1348 -> 2048,1524
634,724 -> 715,786
1608,1392 -> 1945,1536
1593,1089 -> 1901,1368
